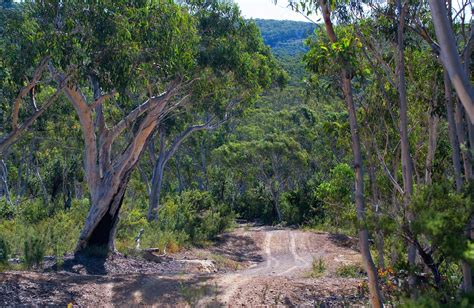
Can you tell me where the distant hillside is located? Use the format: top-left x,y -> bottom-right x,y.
254,19 -> 316,82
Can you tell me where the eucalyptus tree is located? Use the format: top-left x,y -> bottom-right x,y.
407,0 -> 474,291
394,0 -> 417,290
215,111 -> 311,223
146,1 -> 285,221
7,0 -> 281,253
0,6 -> 68,206
274,0 -> 383,305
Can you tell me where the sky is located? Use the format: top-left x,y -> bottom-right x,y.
233,0 -> 310,22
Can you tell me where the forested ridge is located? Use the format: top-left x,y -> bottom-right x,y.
256,19 -> 315,81
0,0 -> 474,306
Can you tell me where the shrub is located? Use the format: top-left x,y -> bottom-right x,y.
280,177 -> 324,226
308,257 -> 326,278
164,190 -> 234,245
335,263 -> 365,278
0,237 -> 10,264
23,234 -> 45,269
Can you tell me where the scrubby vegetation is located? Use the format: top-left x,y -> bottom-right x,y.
0,190 -> 234,266
1,0 -> 474,306
309,257 -> 326,278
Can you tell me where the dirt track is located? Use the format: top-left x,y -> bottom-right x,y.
0,226 -> 368,307
199,226 -> 366,306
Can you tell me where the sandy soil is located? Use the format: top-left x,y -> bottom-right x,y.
0,226 -> 368,307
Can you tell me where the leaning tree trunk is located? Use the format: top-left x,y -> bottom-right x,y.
429,0 -> 474,123
343,71 -> 383,307
319,0 -> 383,306
48,63 -> 181,254
147,121 -> 218,221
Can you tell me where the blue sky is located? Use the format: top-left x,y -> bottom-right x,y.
233,0 -> 309,22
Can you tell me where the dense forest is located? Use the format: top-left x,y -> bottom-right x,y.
255,18 -> 315,80
0,0 -> 473,306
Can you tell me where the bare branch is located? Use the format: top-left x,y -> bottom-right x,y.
0,82 -> 66,154
12,57 -> 50,129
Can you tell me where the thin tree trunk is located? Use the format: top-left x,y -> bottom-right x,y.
175,154 -> 185,192
35,160 -> 49,206
456,104 -> 474,292
445,72 -> 464,190
368,154 -> 385,269
0,160 -> 13,207
396,0 -> 417,293
319,0 -> 383,305
455,101 -> 473,181
200,138 -> 209,191
147,121 -> 217,221
429,0 -> 474,123
270,184 -> 282,222
148,158 -> 165,221
424,97 -> 438,185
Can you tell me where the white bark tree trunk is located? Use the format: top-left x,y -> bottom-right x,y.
49,64 -> 183,254
429,0 -> 474,123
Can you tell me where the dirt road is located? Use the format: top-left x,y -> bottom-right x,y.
199,226 -> 366,306
0,226 -> 368,307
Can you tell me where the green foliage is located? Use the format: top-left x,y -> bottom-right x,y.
411,183 -> 471,261
158,190 -> 234,245
0,198 -> 89,260
309,257 -> 326,278
255,19 -> 315,82
23,234 -> 45,269
117,190 -> 235,253
400,293 -> 474,308
335,263 -> 365,278
0,236 -> 9,264
305,26 -> 364,79
316,163 -> 356,231
280,177 -> 324,226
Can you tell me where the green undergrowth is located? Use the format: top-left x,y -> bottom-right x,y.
335,263 -> 366,278
0,190 -> 234,268
307,257 -> 326,278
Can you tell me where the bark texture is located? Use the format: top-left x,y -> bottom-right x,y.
50,64 -> 182,253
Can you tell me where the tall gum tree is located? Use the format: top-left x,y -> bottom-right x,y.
12,0 -> 282,253
276,0 -> 383,305
12,0 -> 199,253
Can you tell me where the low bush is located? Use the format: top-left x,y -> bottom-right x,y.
308,257 -> 326,278
335,263 -> 365,278
0,236 -> 10,264
23,234 -> 45,269
0,190 -> 234,261
117,190 -> 235,253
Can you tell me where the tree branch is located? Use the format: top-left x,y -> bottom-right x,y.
12,57 -> 49,130
90,91 -> 117,110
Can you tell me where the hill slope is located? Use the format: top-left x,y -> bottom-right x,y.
255,19 -> 316,81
